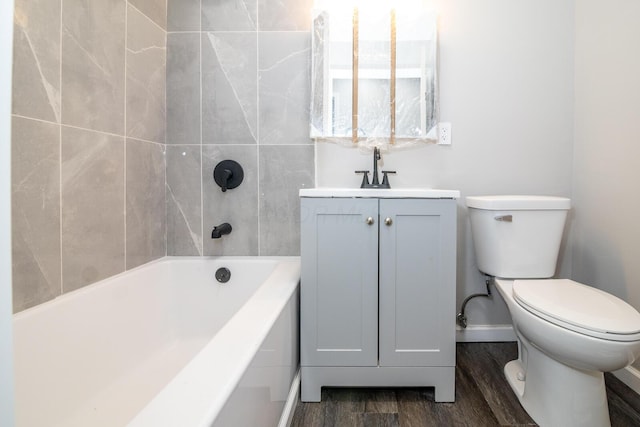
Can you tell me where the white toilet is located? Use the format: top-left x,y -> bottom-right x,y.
466,195 -> 640,427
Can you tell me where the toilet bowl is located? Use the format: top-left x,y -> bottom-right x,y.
495,278 -> 640,427
467,195 -> 640,427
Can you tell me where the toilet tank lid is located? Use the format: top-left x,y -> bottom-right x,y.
466,195 -> 571,210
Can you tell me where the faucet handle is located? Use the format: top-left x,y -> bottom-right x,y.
381,170 -> 396,189
214,160 -> 244,192
355,170 -> 370,188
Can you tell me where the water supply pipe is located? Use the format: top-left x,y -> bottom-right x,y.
456,275 -> 493,328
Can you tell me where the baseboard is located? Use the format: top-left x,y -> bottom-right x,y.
612,365 -> 640,395
279,369 -> 301,427
456,324 -> 517,342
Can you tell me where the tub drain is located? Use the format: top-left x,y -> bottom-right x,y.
215,267 -> 231,283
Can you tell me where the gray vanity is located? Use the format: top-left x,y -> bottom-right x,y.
299,188 -> 459,402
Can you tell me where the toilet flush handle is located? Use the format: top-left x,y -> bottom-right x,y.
494,215 -> 513,222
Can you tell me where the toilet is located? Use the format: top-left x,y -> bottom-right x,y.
466,195 -> 640,427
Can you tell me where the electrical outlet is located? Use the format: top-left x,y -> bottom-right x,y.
438,122 -> 452,145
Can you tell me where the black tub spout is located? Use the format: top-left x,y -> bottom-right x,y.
211,223 -> 232,239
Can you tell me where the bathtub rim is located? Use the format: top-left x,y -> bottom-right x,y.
127,256 -> 301,427
13,256 -> 292,320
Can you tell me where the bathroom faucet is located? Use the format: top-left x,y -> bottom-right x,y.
211,223 -> 232,239
372,147 -> 381,186
355,147 -> 396,189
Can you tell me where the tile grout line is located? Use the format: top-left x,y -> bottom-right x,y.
199,0 -> 204,257
256,7 -> 260,256
59,0 -> 64,296
124,1 -> 128,270
11,114 -> 163,146
164,0 -> 168,257
167,30 -> 310,34
162,142 -> 308,146
125,135 -> 165,147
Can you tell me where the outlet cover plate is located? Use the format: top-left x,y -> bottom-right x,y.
438,122 -> 452,145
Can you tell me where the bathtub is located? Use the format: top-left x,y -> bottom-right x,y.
13,256 -> 301,427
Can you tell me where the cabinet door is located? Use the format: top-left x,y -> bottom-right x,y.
300,198 -> 379,366
378,199 -> 456,367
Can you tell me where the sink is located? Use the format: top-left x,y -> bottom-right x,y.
299,188 -> 460,199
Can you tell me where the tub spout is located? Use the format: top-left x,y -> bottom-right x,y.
211,223 -> 232,239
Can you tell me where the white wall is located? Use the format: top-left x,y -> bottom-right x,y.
316,0 -> 575,328
1,1 -> 15,425
573,1 -> 640,367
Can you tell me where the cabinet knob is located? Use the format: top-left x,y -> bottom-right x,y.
384,217 -> 393,226
366,216 -> 375,225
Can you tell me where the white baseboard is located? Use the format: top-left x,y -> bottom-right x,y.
612,365 -> 640,395
279,369 -> 301,427
456,324 -> 517,342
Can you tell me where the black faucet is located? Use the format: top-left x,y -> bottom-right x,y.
211,223 -> 232,239
355,147 -> 396,189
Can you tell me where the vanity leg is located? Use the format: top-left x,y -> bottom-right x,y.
434,367 -> 456,402
300,368 -> 322,402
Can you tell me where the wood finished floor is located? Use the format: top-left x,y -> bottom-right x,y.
291,342 -> 640,426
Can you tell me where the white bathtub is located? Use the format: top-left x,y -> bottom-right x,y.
13,256 -> 301,427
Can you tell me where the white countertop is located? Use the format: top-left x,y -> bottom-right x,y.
299,188 -> 460,199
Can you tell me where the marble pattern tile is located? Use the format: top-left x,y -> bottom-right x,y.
259,145 -> 314,255
258,0 -> 313,31
126,139 -> 166,269
167,33 -> 201,145
258,32 -> 311,145
167,0 -> 201,31
129,0 -> 167,30
202,0 -> 257,31
127,4 -> 166,143
202,32 -> 257,145
12,0 -> 61,123
61,0 -> 126,135
61,126 -> 125,292
166,145 -> 202,255
11,116 -> 61,312
203,145 -> 258,255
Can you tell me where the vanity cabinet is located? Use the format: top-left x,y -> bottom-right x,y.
300,194 -> 457,402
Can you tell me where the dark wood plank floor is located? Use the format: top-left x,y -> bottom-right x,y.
291,342 -> 640,427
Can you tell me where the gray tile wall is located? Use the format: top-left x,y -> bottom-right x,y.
12,0 -> 315,311
166,0 -> 315,257
11,0 -> 167,312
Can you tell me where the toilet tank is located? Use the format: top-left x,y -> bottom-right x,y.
466,195 -> 571,279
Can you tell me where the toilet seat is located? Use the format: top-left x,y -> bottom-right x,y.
513,279 -> 640,342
